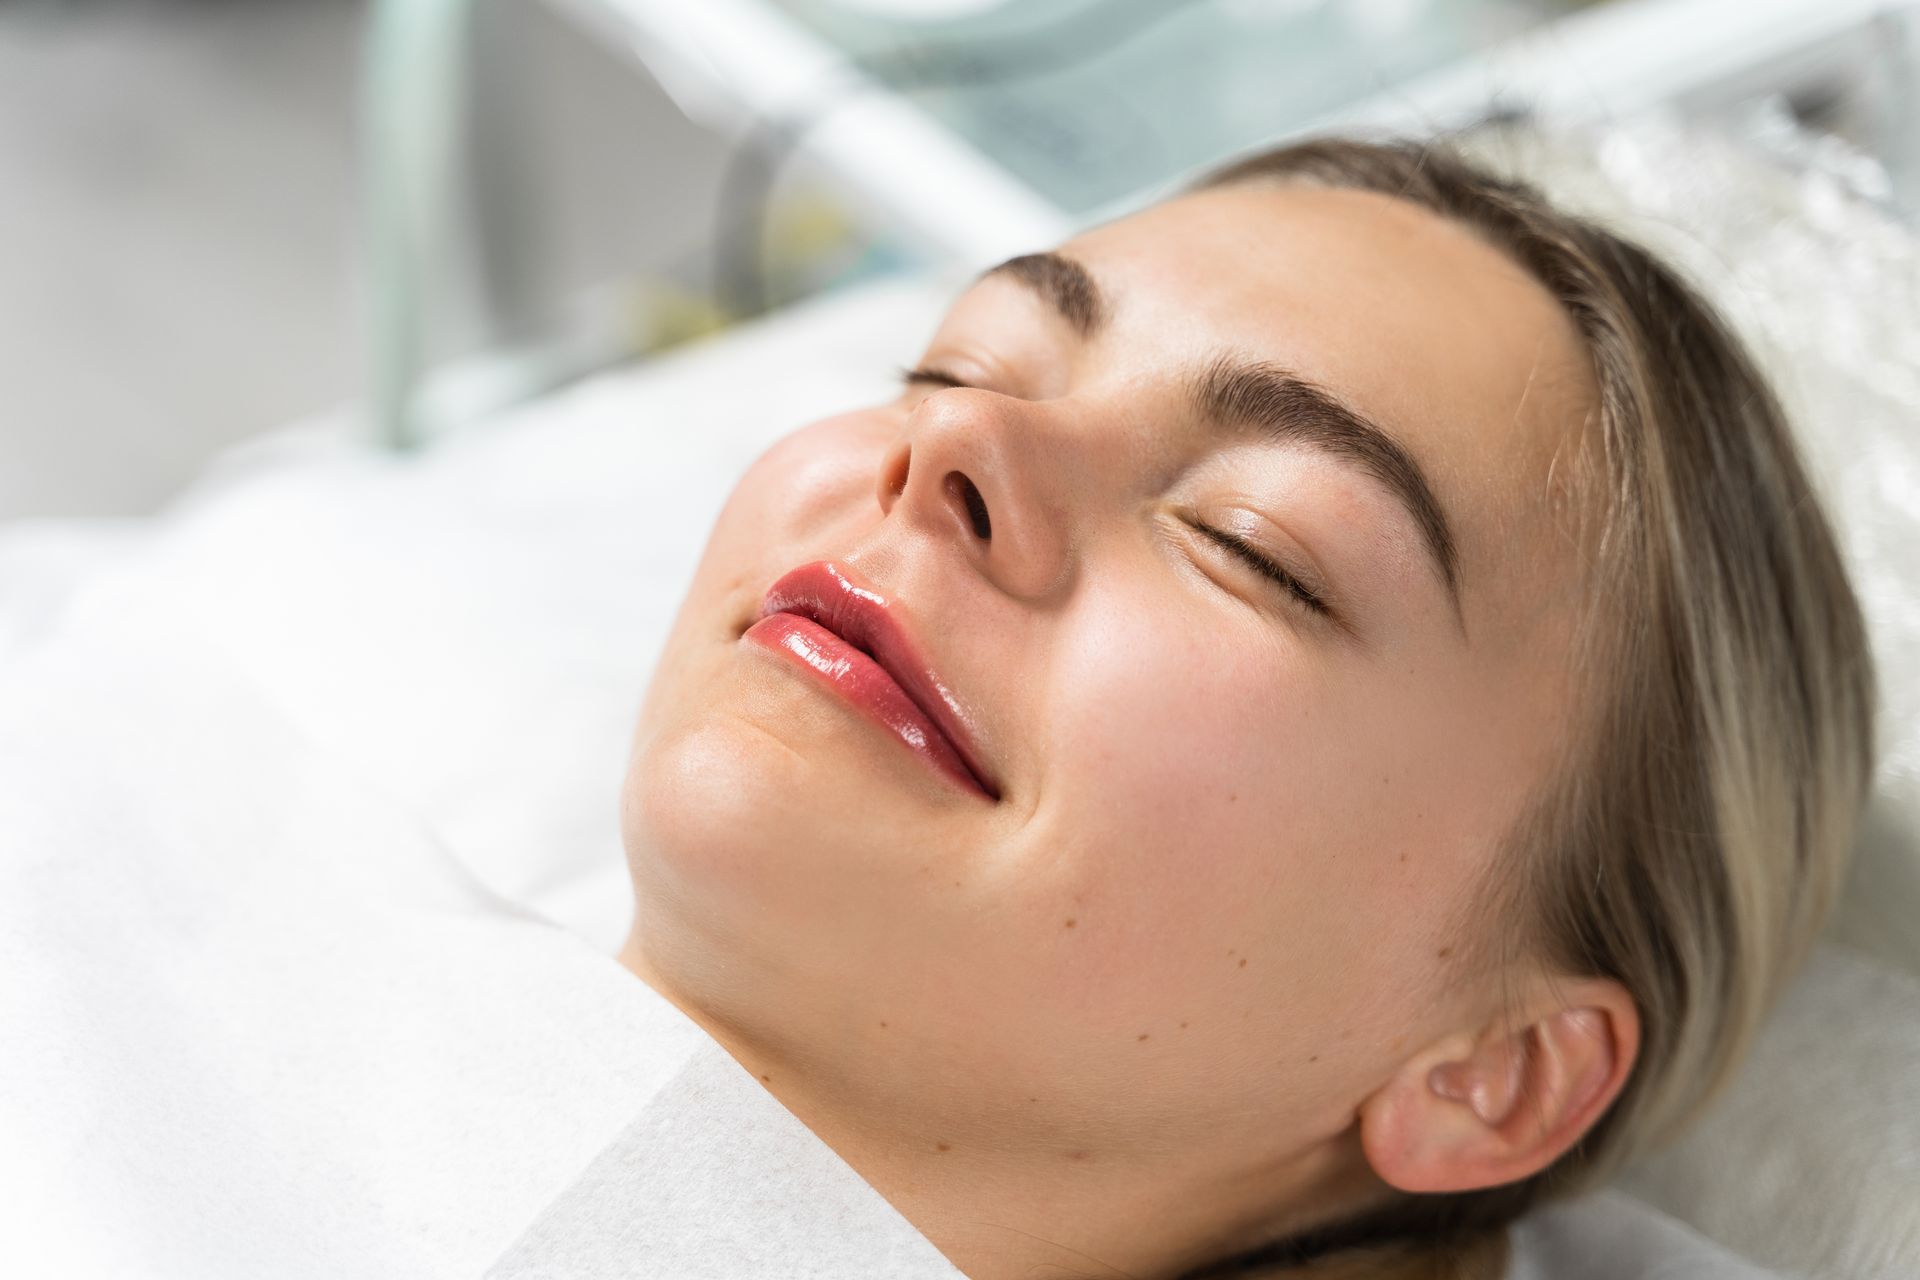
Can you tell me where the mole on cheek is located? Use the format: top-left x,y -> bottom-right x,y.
936,1142 -> 951,1152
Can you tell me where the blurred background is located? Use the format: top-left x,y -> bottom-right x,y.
0,0 -> 731,517
3,0 -> 1914,518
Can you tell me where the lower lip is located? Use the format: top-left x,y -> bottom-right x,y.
742,612 -> 991,800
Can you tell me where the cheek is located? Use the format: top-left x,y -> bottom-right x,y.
1053,580 -> 1332,849
1009,598 -> 1316,1003
1010,595 -> 1456,1037
1058,624 -> 1279,850
635,415 -> 892,696
691,414 -> 891,598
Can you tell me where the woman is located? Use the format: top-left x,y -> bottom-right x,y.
613,138 -> 1875,1279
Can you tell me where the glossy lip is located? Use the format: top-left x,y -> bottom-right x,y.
740,561 -> 1001,802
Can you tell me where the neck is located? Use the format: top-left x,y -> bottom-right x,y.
617,935 -> 1387,1280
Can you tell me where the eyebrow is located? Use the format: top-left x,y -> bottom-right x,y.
1192,356 -> 1463,611
983,252 -> 1106,337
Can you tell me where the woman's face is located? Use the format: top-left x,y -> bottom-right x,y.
622,183 -> 1598,1164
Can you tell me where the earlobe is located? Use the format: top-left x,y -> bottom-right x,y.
1358,979 -> 1639,1195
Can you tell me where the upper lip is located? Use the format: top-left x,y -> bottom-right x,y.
756,561 -> 1000,800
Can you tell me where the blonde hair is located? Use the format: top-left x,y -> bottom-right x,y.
1180,138 -> 1878,1276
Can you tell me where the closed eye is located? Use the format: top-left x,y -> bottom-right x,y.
1195,524 -> 1331,618
902,365 -> 1334,621
901,365 -> 969,390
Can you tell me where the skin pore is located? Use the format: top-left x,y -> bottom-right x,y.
617,184 -> 1640,1279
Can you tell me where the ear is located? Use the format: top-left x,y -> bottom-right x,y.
1356,977 -> 1640,1194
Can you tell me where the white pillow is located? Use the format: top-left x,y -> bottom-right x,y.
1620,943 -> 1920,1279
1510,1189 -> 1791,1279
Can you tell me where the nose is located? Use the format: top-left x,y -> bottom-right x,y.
875,387 -> 1072,601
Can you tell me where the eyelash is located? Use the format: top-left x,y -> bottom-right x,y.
901,365 -> 967,390
898,366 -> 1330,618
1194,524 -> 1330,617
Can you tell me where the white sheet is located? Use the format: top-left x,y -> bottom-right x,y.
0,587 -> 964,1278
0,276 -> 947,957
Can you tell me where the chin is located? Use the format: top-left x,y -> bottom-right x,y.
621,691 -> 923,945
624,707 -> 815,898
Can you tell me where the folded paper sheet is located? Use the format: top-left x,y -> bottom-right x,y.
0,591 -> 959,1279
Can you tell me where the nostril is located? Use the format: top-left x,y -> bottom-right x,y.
946,472 -> 991,541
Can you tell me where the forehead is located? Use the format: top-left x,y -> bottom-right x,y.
1057,183 -> 1600,623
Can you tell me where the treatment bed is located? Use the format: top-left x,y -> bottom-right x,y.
1,121 -> 1917,1278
